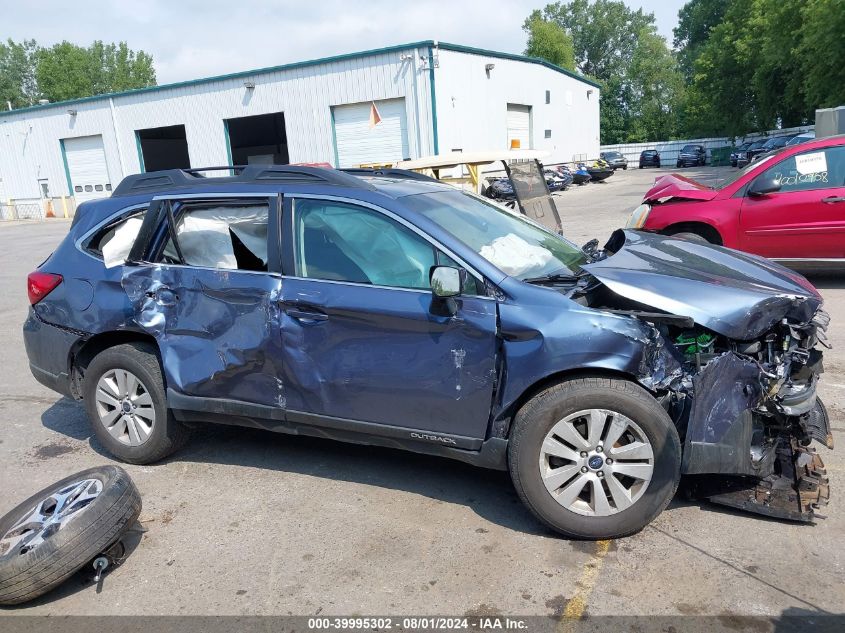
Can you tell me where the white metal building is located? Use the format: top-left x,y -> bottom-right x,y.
0,40 -> 600,205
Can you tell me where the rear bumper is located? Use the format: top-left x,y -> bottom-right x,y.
23,308 -> 81,398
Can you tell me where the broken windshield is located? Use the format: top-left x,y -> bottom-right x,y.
402,190 -> 586,279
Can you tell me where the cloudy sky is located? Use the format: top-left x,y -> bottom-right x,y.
2,0 -> 686,85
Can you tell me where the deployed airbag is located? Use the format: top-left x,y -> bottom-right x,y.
103,217 -> 144,268
176,206 -> 268,270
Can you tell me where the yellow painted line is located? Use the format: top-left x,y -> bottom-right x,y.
558,539 -> 611,631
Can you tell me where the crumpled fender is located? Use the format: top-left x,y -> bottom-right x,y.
493,289 -> 684,427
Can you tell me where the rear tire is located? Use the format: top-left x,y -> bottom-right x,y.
0,466 -> 141,605
83,343 -> 190,464
508,377 -> 681,539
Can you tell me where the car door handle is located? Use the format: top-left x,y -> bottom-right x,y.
284,307 -> 328,323
821,196 -> 845,204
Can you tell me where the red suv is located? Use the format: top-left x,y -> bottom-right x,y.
627,135 -> 845,269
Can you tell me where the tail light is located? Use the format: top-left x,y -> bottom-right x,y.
27,271 -> 63,305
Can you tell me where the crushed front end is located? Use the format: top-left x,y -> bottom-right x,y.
666,309 -> 832,521
574,230 -> 835,522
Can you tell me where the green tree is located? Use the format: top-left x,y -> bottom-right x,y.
523,12 -> 576,70
0,39 -> 39,108
678,0 -> 757,137
798,0 -> 845,109
91,41 -> 156,95
673,0 -> 731,82
628,29 -> 684,142
527,1 -> 682,144
35,42 -> 97,103
36,40 -> 156,103
537,0 -> 655,81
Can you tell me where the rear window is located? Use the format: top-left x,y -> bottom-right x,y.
84,208 -> 147,266
681,145 -> 699,152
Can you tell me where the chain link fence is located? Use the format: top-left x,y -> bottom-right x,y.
0,201 -> 44,220
0,198 -> 77,221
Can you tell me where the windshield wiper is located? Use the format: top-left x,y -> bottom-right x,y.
521,272 -> 580,284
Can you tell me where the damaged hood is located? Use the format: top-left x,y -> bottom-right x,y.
583,230 -> 822,340
643,173 -> 718,203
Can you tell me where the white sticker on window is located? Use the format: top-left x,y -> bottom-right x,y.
795,152 -> 827,175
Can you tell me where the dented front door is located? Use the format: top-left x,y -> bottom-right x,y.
278,196 -> 498,441
122,195 -> 288,410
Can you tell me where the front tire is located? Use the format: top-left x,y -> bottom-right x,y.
670,231 -> 710,244
508,377 -> 681,539
83,343 -> 190,464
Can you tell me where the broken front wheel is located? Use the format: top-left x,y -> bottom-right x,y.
0,465 -> 141,605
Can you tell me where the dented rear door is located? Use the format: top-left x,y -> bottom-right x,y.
122,194 -> 288,412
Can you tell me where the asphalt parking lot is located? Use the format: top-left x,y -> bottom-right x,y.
0,166 -> 843,619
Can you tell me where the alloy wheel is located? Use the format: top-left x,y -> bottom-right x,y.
0,478 -> 103,558
94,369 -> 156,446
538,409 -> 654,517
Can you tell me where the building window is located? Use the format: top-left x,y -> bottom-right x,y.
545,90 -> 551,104
545,130 -> 552,139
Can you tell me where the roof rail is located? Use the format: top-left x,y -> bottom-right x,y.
341,168 -> 441,183
112,165 -> 374,197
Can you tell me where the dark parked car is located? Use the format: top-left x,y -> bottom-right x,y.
24,165 -> 832,539
676,144 -> 706,168
600,151 -> 628,170
786,132 -> 815,146
737,139 -> 767,167
484,177 -> 515,200
730,142 -> 752,167
639,149 -> 661,168
750,135 -> 797,164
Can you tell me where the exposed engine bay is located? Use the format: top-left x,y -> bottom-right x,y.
563,229 -> 833,522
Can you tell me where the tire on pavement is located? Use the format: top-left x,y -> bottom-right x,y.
508,377 -> 681,539
0,465 -> 141,605
670,231 -> 711,244
83,342 -> 190,465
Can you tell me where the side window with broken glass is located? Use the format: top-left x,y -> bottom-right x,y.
84,207 -> 147,268
158,201 -> 270,271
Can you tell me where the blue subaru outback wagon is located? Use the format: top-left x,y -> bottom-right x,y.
24,166 -> 832,538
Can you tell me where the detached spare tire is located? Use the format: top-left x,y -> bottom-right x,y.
0,465 -> 141,605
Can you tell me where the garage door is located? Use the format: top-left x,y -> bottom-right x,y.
63,135 -> 111,203
333,98 -> 409,167
507,104 -> 532,150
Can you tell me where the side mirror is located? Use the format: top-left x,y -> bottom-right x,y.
429,266 -> 463,317
430,266 -> 462,298
748,176 -> 781,197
